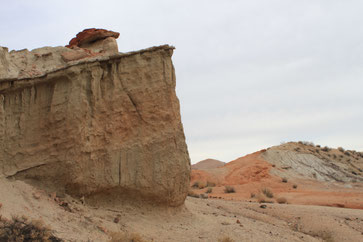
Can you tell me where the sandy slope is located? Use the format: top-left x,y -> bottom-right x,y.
1,178 -> 363,242
192,159 -> 226,170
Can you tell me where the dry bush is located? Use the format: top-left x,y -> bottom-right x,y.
224,186 -> 236,193
316,145 -> 321,148
0,216 -> 62,242
293,184 -> 298,189
250,193 -> 256,198
218,236 -> 234,242
261,188 -> 273,198
256,194 -> 274,203
344,151 -> 351,156
338,147 -> 345,152
110,231 -> 145,242
206,187 -> 213,193
282,178 -> 288,183
322,146 -> 330,152
187,190 -> 200,198
191,181 -> 206,189
206,181 -> 216,187
300,141 -> 314,146
276,197 -> 287,204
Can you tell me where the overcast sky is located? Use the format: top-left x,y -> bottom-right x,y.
1,0 -> 362,163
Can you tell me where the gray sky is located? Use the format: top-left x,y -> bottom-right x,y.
1,0 -> 362,164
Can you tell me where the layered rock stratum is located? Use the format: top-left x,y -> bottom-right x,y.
0,29 -> 190,206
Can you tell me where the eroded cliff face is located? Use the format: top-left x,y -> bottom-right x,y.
0,29 -> 190,206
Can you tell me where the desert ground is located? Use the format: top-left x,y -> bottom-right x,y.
1,162 -> 362,241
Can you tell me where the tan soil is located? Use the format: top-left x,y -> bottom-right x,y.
1,178 -> 362,242
192,159 -> 226,170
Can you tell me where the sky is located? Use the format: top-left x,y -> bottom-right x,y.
1,0 -> 362,164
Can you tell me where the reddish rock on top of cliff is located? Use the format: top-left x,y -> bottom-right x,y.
66,28 -> 120,48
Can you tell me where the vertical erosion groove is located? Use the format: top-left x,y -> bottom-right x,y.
119,151 -> 121,186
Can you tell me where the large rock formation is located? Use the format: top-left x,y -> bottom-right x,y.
0,29 -> 190,206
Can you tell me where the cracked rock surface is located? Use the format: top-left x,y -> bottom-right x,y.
0,35 -> 190,206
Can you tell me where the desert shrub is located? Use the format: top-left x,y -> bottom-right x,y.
261,188 -> 273,198
110,231 -> 145,242
282,178 -> 288,183
224,186 -> 236,193
332,154 -> 337,159
191,181 -> 206,189
206,181 -> 216,187
191,181 -> 199,188
316,145 -> 321,148
338,147 -> 345,152
293,184 -> 298,189
315,149 -> 320,153
344,151 -> 351,156
256,194 -> 274,203
322,146 -> 330,152
250,193 -> 256,198
294,147 -> 300,152
0,216 -> 62,242
302,141 -> 314,146
187,190 -> 200,198
218,236 -> 234,242
206,187 -> 213,193
276,197 -> 287,204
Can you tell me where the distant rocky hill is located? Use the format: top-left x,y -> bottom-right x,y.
190,142 -> 363,209
192,159 -> 225,170
262,142 -> 363,183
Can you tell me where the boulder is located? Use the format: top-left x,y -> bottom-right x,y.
67,28 -> 120,47
0,35 -> 190,206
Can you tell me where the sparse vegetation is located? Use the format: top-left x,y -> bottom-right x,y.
224,186 -> 236,193
338,147 -> 345,153
299,141 -> 314,146
0,216 -> 62,242
293,184 -> 298,189
192,181 -> 206,189
256,194 -> 274,203
276,197 -> 288,204
282,178 -> 288,183
250,193 -> 256,198
206,187 -> 213,193
206,181 -> 216,187
261,188 -> 274,198
322,146 -> 330,152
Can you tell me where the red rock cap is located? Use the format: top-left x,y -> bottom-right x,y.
66,28 -> 120,48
